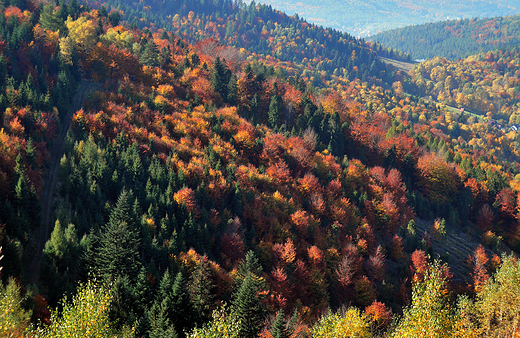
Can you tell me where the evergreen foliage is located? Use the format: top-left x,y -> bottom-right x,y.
95,190 -> 142,282
189,258 -> 215,325
371,15 -> 520,60
231,272 -> 266,338
271,310 -> 289,338
2,2 -> 520,337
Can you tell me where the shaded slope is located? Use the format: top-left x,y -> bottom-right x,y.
370,15 -> 520,60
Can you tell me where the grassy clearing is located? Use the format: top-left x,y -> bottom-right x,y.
379,56 -> 417,72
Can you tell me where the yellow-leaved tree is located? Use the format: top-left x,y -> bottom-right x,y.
33,281 -> 133,338
65,16 -> 96,52
0,278 -> 32,337
101,27 -> 135,50
311,307 -> 370,338
475,255 -> 520,337
189,306 -> 241,338
391,261 -> 455,338
59,36 -> 75,66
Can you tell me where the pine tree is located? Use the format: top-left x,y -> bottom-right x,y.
271,310 -> 289,338
171,272 -> 195,337
39,3 -> 65,32
211,56 -> 230,103
141,40 -> 160,68
227,74 -> 238,106
149,269 -> 178,338
231,272 -> 266,338
189,257 -> 215,325
268,95 -> 280,128
95,190 -> 141,282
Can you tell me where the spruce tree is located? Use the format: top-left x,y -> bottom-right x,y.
171,272 -> 195,337
134,266 -> 153,315
39,3 -> 65,31
96,190 -> 141,282
140,40 -> 160,68
271,310 -> 289,338
235,250 -> 263,287
41,221 -> 80,305
231,272 -> 266,338
250,93 -> 260,124
0,54 -> 6,89
149,269 -> 179,338
189,257 -> 214,325
149,298 -> 178,338
268,95 -> 280,128
13,154 -> 39,233
227,74 -> 238,106
109,275 -> 138,329
211,56 -> 230,103
158,269 -> 174,303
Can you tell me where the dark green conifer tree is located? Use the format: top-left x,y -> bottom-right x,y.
140,40 -> 160,68
235,250 -> 263,286
271,310 -> 289,338
39,3 -> 65,32
171,272 -> 195,337
134,266 -> 153,314
211,56 -> 230,104
227,74 -> 238,106
41,220 -> 81,305
189,257 -> 215,325
268,95 -> 280,128
13,154 -> 39,234
250,93 -> 260,124
149,304 -> 178,338
231,272 -> 266,338
108,11 -> 121,26
95,190 -> 141,282
149,270 -> 172,335
0,54 -> 7,89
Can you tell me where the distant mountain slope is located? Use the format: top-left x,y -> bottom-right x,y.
370,15 -> 520,60
90,0 -> 409,85
255,0 -> 520,36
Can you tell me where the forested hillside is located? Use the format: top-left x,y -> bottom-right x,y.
86,0 -> 411,81
370,15 -> 520,60
404,48 -> 520,121
0,0 -> 520,337
256,0 -> 520,36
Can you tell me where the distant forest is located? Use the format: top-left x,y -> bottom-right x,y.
370,15 -> 520,60
255,0 -> 520,37
89,0 -> 410,83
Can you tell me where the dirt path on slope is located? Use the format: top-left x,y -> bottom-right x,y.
30,80 -> 99,282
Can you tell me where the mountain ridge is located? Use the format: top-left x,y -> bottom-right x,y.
254,0 -> 520,36
370,15 -> 520,60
